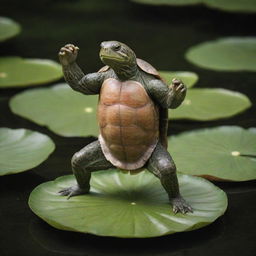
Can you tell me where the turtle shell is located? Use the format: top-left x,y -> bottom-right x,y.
136,58 -> 161,79
98,78 -> 159,170
98,58 -> 168,149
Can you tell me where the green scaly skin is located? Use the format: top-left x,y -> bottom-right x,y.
58,41 -> 192,214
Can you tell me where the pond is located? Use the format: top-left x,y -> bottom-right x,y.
0,0 -> 255,255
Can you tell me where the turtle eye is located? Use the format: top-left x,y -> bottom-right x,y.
113,44 -> 121,51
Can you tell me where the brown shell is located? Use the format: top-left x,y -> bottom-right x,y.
98,78 -> 159,170
136,58 -> 161,79
98,58 -> 168,149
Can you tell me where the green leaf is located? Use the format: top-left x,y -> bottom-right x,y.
0,57 -> 62,88
10,84 -> 99,137
0,128 -> 55,176
159,71 -> 198,88
168,126 -> 256,181
131,0 -> 256,13
11,85 -> 251,134
0,17 -> 21,42
29,170 -> 227,237
185,37 -> 256,71
170,88 -> 251,121
205,0 -> 256,13
131,0 -> 201,6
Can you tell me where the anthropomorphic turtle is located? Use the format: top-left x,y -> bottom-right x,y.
58,41 -> 192,214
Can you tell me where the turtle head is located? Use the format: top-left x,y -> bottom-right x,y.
100,41 -> 137,79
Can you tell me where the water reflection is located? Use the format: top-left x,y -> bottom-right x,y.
29,217 -> 225,256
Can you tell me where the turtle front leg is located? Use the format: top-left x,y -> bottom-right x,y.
147,142 -> 193,214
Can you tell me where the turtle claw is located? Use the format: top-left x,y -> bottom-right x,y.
171,196 -> 193,214
58,185 -> 88,199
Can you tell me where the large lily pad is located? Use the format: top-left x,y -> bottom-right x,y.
0,128 -> 55,176
170,88 -> 251,121
10,86 -> 251,135
205,0 -> 256,13
168,126 -> 256,181
0,57 -> 62,88
0,17 -> 21,42
159,71 -> 198,88
131,0 -> 256,13
10,83 -> 99,137
29,170 -> 227,238
131,0 -> 201,6
185,37 -> 256,71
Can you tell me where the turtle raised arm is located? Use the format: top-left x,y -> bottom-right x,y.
58,41 -> 192,214
58,42 -> 186,108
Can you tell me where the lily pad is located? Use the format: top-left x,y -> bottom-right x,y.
10,83 -> 99,137
185,37 -> 256,71
168,126 -> 256,181
28,170 -> 227,238
131,0 -> 201,6
0,57 -> 62,88
11,85 -> 251,133
0,128 -> 55,176
170,88 -> 251,121
159,71 -> 198,88
205,0 -> 256,13
131,0 -> 256,13
0,17 -> 21,42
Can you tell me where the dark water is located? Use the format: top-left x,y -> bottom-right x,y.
0,0 -> 256,255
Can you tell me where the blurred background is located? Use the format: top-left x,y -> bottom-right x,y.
0,0 -> 255,255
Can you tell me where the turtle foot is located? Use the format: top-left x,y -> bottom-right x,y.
58,185 -> 89,199
171,196 -> 193,214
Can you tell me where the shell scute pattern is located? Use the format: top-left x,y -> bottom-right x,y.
98,78 -> 159,170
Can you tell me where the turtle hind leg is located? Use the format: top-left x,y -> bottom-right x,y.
146,142 -> 193,214
59,140 -> 114,199
171,196 -> 192,214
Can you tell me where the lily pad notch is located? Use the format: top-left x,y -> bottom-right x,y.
29,170 -> 228,238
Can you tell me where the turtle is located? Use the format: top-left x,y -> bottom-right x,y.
58,41 -> 192,214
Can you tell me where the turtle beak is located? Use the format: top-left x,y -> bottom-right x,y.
99,42 -> 110,61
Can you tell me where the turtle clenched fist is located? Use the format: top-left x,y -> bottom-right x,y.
59,44 -> 79,66
168,78 -> 187,107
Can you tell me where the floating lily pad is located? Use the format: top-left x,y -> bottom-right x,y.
205,0 -> 256,13
131,0 -> 256,13
185,37 -> 256,71
0,128 -> 55,176
11,85 -> 251,134
159,71 -> 198,88
10,84 -> 99,137
29,170 -> 227,238
0,57 -> 62,88
0,17 -> 21,42
170,88 -> 251,121
168,126 -> 256,181
131,0 -> 201,6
